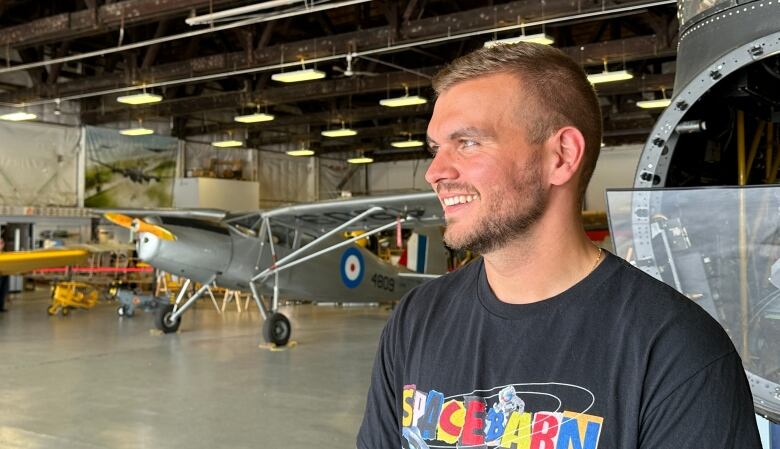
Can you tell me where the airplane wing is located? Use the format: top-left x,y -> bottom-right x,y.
0,242 -> 134,275
92,208 -> 227,222
226,191 -> 443,234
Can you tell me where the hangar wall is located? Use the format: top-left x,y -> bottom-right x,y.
0,122 -> 642,211
368,159 -> 430,194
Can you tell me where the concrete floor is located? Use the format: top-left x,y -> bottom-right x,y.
0,289 -> 390,449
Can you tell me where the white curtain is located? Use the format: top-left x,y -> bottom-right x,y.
0,121 -> 81,206
257,150 -> 317,207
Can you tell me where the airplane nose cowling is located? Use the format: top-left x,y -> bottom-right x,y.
137,233 -> 162,261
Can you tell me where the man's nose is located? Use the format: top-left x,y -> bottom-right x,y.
425,148 -> 459,186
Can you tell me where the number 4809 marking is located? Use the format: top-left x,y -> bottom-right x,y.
370,273 -> 395,292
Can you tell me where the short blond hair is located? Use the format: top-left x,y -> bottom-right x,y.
432,43 -> 602,203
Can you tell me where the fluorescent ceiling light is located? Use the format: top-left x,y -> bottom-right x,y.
286,148 -> 315,157
234,112 -> 275,123
484,33 -> 555,47
271,68 -> 326,83
212,139 -> 243,148
0,111 -> 36,121
322,126 -> 357,138
116,92 -> 163,105
587,69 -> 633,84
119,127 -> 154,136
391,139 -> 424,148
347,156 -> 373,164
379,95 -> 427,108
636,98 -> 672,109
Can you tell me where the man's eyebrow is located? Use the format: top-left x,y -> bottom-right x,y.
447,127 -> 494,141
427,127 -> 495,146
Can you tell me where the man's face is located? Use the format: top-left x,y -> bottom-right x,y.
425,73 -> 548,254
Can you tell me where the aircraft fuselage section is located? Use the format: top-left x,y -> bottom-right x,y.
137,225 -> 233,285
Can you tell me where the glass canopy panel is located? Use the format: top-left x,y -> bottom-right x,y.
607,186 -> 780,422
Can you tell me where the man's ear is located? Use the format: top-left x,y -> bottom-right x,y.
547,127 -> 586,187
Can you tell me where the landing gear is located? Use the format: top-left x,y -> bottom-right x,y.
117,305 -> 134,317
263,312 -> 291,346
155,304 -> 181,333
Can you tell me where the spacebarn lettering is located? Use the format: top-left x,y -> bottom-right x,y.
401,385 -> 603,449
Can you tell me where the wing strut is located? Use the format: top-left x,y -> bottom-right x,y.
246,206 -> 412,321
168,275 -> 217,322
251,206 -> 385,283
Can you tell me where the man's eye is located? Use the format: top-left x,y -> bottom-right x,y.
428,144 -> 439,155
460,139 -> 478,148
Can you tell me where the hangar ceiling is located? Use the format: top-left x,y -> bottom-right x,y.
0,0 -> 679,161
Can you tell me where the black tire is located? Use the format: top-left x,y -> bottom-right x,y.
155,304 -> 181,333
117,305 -> 125,317
263,312 -> 291,346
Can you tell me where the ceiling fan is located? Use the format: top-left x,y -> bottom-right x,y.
333,53 -> 379,77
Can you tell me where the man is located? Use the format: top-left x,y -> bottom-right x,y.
357,43 -> 760,449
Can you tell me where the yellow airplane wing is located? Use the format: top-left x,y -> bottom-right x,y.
0,248 -> 90,275
0,242 -> 135,275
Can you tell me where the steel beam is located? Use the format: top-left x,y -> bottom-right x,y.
78,38 -> 674,126
0,0 -> 676,104
0,0 -> 237,48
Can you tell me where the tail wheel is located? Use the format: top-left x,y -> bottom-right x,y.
155,304 -> 181,333
263,312 -> 291,346
47,305 -> 57,316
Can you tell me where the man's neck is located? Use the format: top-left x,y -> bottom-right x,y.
482,215 -> 600,304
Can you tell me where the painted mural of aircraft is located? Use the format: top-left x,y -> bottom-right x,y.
104,192 -> 446,346
91,159 -> 163,184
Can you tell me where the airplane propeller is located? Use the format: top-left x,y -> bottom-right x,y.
104,213 -> 133,229
104,213 -> 177,241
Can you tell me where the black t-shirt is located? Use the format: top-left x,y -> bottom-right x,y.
357,251 -> 761,449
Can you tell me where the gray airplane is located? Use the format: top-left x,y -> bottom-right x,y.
105,192 -> 446,346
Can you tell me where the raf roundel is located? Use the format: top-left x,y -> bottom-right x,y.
340,247 -> 365,289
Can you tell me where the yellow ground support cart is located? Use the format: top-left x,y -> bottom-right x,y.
48,281 -> 100,316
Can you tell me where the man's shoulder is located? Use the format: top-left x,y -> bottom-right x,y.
606,252 -> 710,313
604,253 -> 737,360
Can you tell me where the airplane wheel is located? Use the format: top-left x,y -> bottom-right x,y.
156,304 -> 181,333
117,306 -> 125,317
263,313 -> 291,346
47,305 -> 57,316
62,307 -> 70,316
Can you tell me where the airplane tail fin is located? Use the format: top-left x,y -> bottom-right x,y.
405,227 -> 447,275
